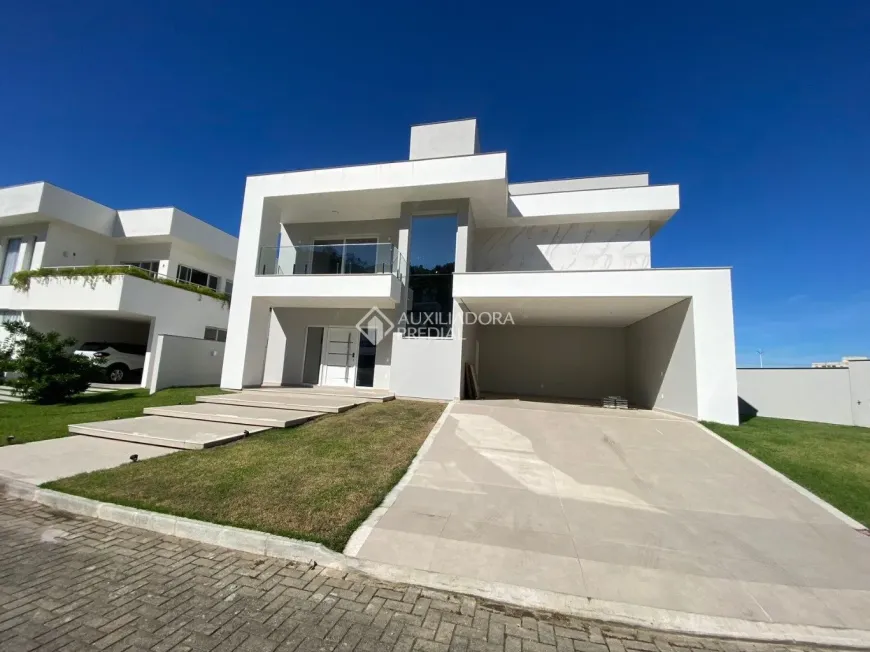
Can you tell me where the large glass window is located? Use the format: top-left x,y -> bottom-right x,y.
405,215 -> 457,338
310,238 -> 378,275
177,264 -> 220,290
121,260 -> 160,277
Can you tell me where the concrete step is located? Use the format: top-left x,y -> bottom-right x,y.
143,403 -> 320,428
196,392 -> 360,414
254,386 -> 395,402
69,416 -> 269,450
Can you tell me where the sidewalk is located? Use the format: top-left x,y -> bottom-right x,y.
0,496 -> 826,652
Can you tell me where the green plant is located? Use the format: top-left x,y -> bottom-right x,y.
10,266 -> 230,306
0,321 -> 106,404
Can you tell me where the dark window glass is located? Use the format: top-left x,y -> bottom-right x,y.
405,216 -> 457,338
189,269 -> 208,286
310,240 -> 343,274
356,328 -> 377,387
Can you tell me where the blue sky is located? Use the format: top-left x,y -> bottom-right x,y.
1,0 -> 867,367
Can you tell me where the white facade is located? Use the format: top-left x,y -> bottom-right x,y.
221,119 -> 739,424
0,182 -> 237,387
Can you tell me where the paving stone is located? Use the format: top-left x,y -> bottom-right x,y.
0,497 -> 831,652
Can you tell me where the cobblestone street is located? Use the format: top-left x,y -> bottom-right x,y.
0,497 -> 831,652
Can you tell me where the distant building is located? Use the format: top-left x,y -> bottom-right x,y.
811,356 -> 870,369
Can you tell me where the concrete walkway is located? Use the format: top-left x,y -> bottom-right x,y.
350,399 -> 870,633
0,435 -> 173,484
0,496 -> 832,652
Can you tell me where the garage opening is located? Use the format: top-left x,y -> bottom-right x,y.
24,312 -> 151,384
470,297 -> 699,418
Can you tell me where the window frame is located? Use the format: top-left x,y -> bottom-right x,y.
177,264 -> 221,291
120,260 -> 160,277
204,327 -> 227,343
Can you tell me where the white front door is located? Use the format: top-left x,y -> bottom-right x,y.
321,327 -> 359,387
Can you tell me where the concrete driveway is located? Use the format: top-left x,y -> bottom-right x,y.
351,399 -> 870,633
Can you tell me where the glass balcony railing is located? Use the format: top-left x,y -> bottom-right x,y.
257,243 -> 406,280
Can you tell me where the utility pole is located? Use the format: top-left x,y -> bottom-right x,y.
757,349 -> 765,368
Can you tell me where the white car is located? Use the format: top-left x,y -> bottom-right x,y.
75,342 -> 147,383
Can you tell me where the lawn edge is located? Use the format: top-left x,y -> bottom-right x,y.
4,473 -> 870,649
695,421 -> 867,530
343,400 -> 455,556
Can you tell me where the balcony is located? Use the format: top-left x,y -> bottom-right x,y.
252,243 -> 405,308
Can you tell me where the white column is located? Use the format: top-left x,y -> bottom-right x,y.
261,309 -> 287,386
221,183 -> 281,389
141,317 -> 159,389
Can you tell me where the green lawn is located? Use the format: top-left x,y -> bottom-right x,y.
45,399 -> 445,551
0,386 -> 226,446
704,416 -> 870,527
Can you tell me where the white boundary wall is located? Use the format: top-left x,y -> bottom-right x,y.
149,335 -> 225,393
737,362 -> 870,427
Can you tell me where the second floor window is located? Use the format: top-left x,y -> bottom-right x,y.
177,264 -> 219,291
121,261 -> 160,277
224,280 -> 233,296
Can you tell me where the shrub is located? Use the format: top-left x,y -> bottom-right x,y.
0,321 -> 105,404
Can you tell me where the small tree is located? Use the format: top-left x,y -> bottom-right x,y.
0,321 -> 105,404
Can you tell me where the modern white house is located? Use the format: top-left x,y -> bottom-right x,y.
0,181 -> 237,387
222,119 -> 739,425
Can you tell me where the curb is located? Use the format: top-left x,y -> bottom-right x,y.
2,476 -> 344,569
343,400 -> 456,557
3,471 -> 870,647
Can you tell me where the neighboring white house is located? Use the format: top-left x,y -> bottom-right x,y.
221,118 -> 739,425
0,181 -> 237,387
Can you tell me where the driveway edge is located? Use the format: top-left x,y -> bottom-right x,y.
4,456 -> 870,648
343,400 -> 455,557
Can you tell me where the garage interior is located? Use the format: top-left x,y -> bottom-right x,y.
24,311 -> 151,350
465,297 -> 699,418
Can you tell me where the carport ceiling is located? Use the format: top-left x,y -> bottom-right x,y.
460,296 -> 687,327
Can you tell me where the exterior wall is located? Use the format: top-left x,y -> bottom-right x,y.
263,307 -> 396,388
149,334 -> 225,393
626,299 -> 698,417
850,361 -> 870,427
737,368 -> 854,426
38,183 -> 116,236
508,174 -> 649,195
40,222 -> 115,267
114,243 -> 172,276
409,119 -> 479,160
472,222 -> 651,272
476,325 -> 627,399
390,334 -> 461,399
